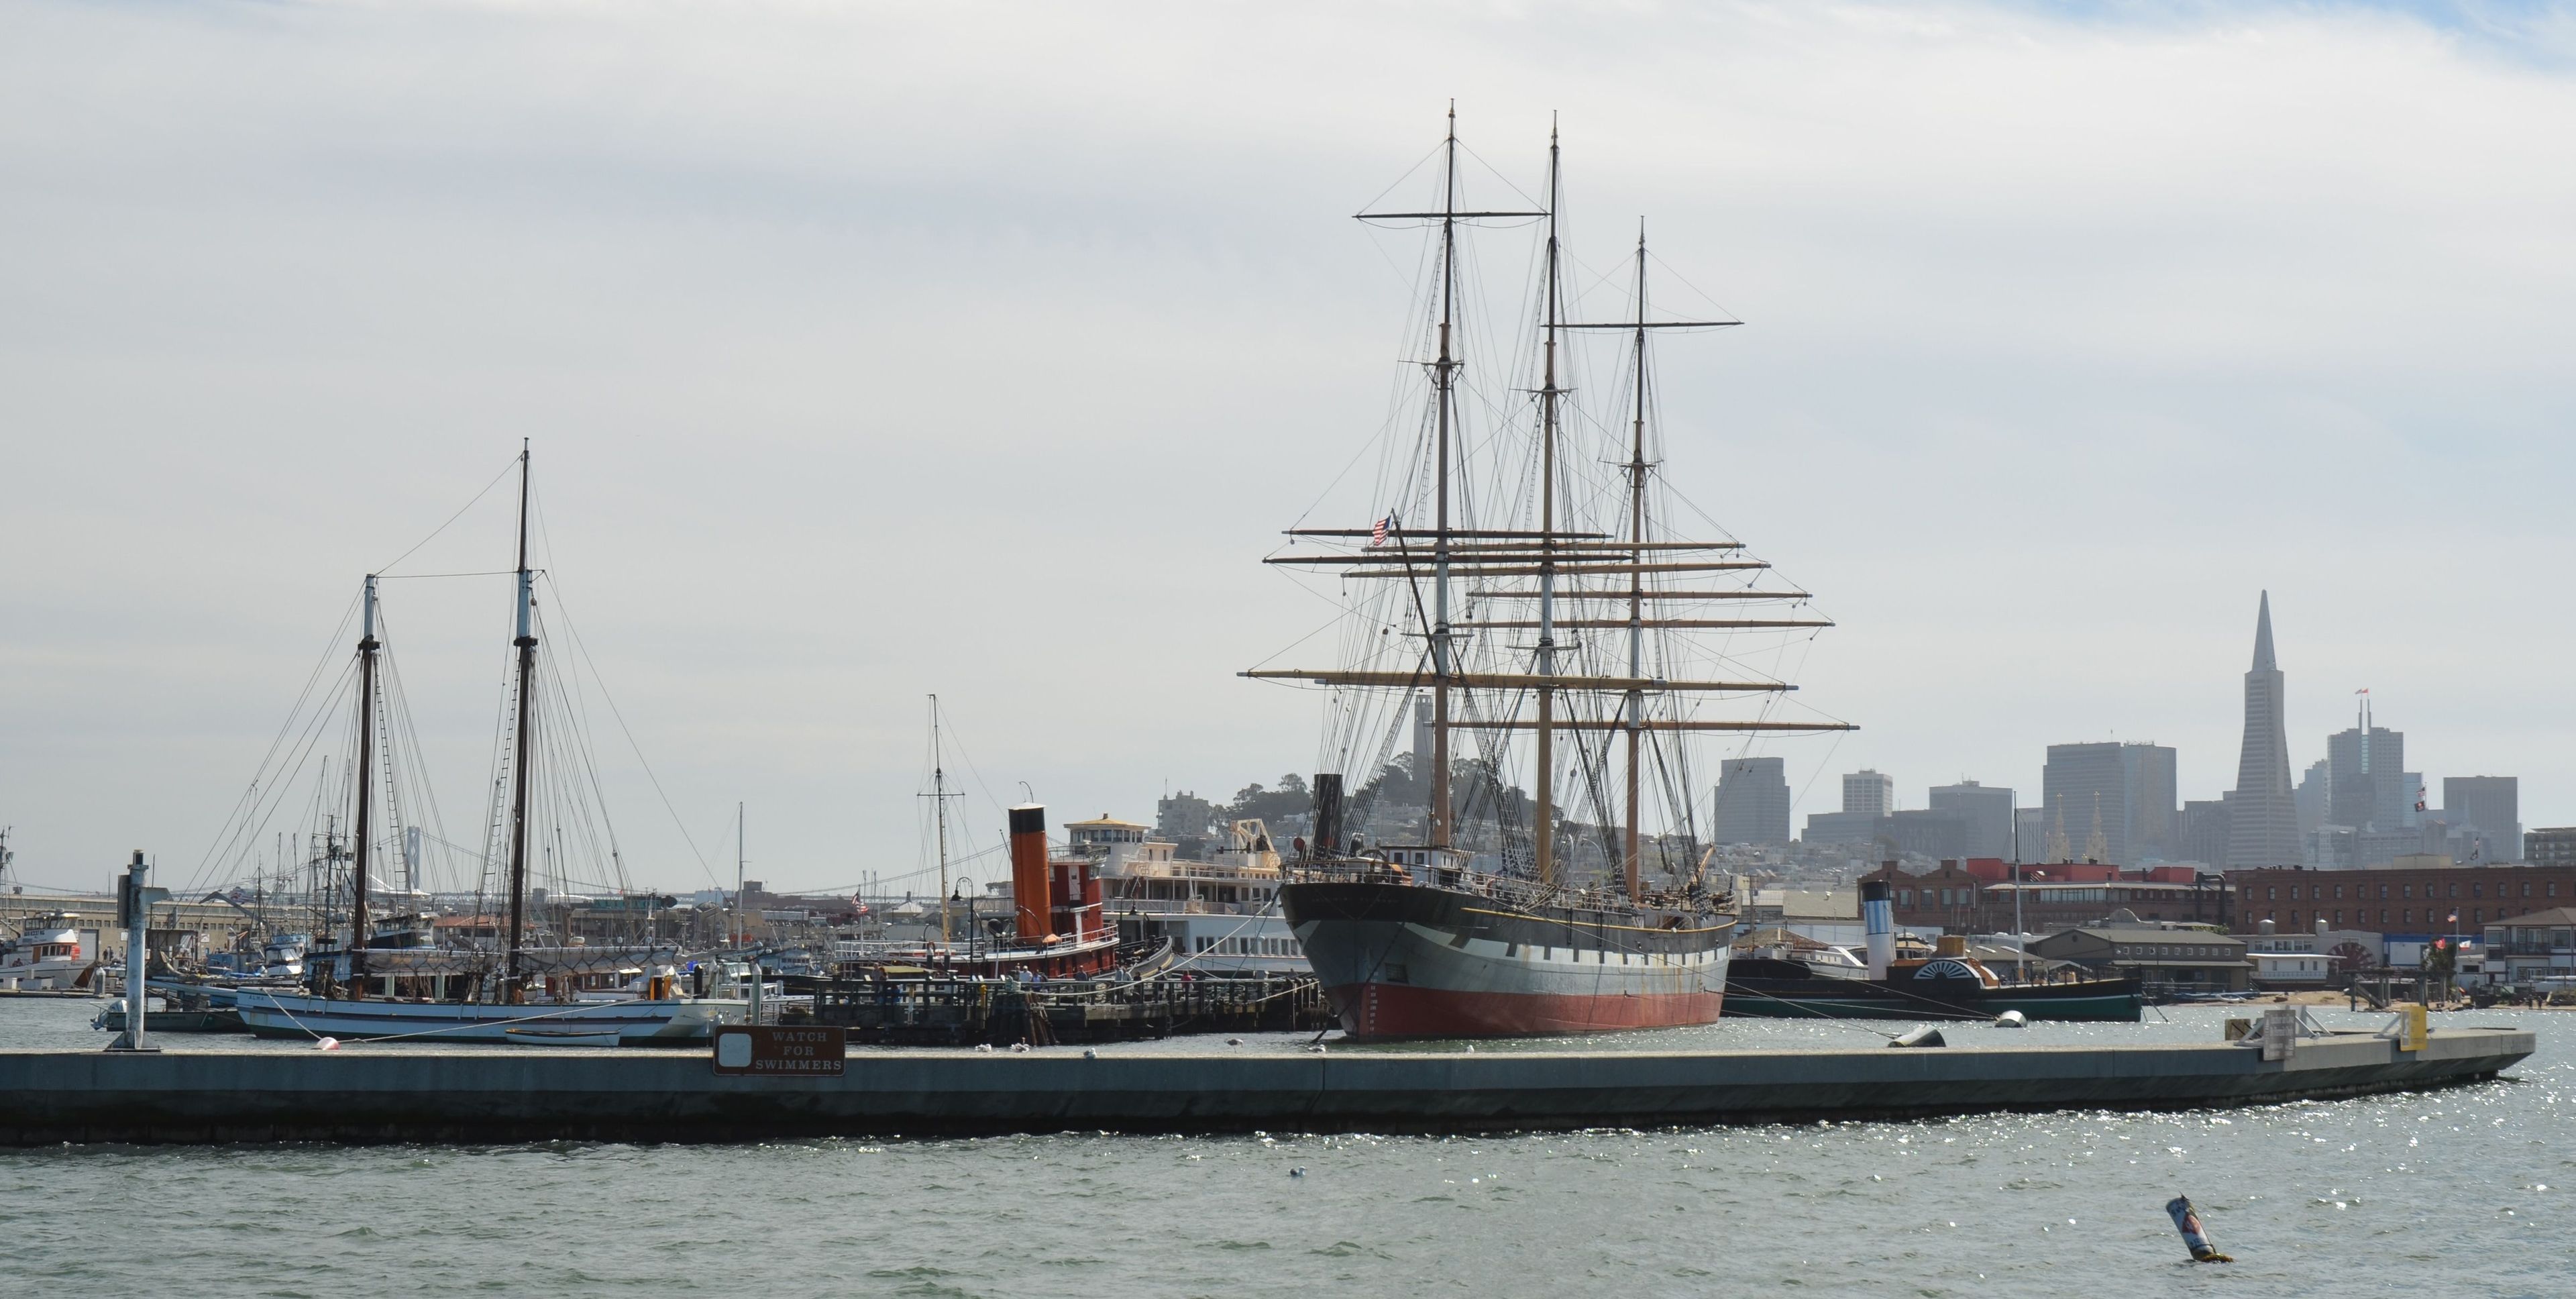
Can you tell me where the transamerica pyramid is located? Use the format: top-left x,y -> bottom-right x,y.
2224,591 -> 2303,867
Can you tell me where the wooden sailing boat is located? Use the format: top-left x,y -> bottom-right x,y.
1263,110 -> 1853,1037
230,446 -> 737,1043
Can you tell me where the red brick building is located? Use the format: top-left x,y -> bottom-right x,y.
1861,860 -> 2228,934
2225,864 -> 2576,939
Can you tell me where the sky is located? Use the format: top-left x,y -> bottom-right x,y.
3,1 -> 2574,897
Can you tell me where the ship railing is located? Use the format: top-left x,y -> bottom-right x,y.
1287,858 -> 1729,919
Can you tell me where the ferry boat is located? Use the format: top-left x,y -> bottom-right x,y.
1251,111 -> 1850,1038
1075,815 -> 1307,976
0,912 -> 97,992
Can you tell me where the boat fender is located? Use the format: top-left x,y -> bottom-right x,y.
1992,1010 -> 2028,1029
2165,1196 -> 2232,1263
1887,1025 -> 1945,1049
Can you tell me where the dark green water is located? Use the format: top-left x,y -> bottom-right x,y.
3,998 -> 2566,1298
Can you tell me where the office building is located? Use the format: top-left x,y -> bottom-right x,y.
2224,592 -> 2303,868
1713,757 -> 1792,847
1928,781 -> 2016,860
1842,770 -> 1894,819
2326,699 -> 2406,832
2043,741 -> 2178,866
2444,776 -> 2521,864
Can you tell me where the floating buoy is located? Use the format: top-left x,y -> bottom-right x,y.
1992,1010 -> 2028,1029
1888,1025 -> 1947,1049
2165,1195 -> 2233,1263
314,1037 -> 341,1051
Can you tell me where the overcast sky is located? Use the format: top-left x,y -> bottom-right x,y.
4,1 -> 2573,897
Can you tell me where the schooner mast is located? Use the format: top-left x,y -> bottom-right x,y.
347,574 -> 380,995
502,440 -> 536,1002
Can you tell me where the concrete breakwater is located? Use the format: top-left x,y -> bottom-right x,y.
0,1026 -> 2533,1145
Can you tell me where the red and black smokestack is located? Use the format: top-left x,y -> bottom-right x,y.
1010,804 -> 1051,940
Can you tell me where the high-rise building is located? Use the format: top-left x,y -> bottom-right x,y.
1411,692 -> 1433,784
2014,807 -> 2047,862
1842,770 -> 1894,818
2444,776 -> 2521,864
2224,592 -> 2303,868
1927,780 -> 2016,859
1713,757 -> 1792,847
2294,760 -> 2329,845
2326,699 -> 2405,831
2178,798 -> 2231,866
2041,741 -> 2178,866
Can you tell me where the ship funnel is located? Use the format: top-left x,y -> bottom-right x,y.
1009,805 -> 1051,940
1311,774 -> 1345,857
1861,879 -> 1895,980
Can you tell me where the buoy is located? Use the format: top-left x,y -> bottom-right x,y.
2165,1195 -> 2233,1263
1992,1010 -> 2028,1029
314,1037 -> 341,1051
1888,1025 -> 1947,1049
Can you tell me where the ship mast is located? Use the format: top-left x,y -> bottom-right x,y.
925,694 -> 959,945
1623,228 -> 1650,901
1429,103 -> 1460,849
1533,119 -> 1564,887
347,574 -> 380,995
503,441 -> 536,1002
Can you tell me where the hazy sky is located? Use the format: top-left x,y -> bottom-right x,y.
5,1 -> 2573,897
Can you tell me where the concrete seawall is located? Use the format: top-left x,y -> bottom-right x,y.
0,1027 -> 2534,1145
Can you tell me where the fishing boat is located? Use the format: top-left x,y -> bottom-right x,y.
1261,111 -> 1852,1038
1,911 -> 99,993
215,446 -> 745,1043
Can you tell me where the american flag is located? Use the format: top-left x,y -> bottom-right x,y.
1371,515 -> 1391,546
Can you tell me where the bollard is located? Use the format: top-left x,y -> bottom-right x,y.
2164,1196 -> 2232,1263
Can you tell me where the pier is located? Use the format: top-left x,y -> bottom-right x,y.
0,1024 -> 2533,1145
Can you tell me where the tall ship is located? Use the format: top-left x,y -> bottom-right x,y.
1261,111 -> 1853,1037
207,446 -> 743,1043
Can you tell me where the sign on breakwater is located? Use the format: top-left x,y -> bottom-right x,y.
712,1026 -> 845,1077
0,1026 -> 2535,1145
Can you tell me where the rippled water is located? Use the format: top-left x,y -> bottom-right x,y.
4,997 -> 2567,1298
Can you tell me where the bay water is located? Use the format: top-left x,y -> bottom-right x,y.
3,997 -> 2565,1298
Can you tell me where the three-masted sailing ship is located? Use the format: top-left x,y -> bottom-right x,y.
1258,111 -> 1852,1037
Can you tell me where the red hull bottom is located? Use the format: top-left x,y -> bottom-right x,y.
1327,982 -> 1726,1038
